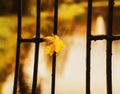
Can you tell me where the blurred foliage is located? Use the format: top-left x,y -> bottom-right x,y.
0,16 -> 17,77
58,3 -> 86,20
0,16 -> 17,94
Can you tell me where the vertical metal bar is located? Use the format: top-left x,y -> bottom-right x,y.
13,0 -> 22,94
51,53 -> 57,94
53,0 -> 58,35
51,0 -> 58,94
106,0 -> 114,94
86,0 -> 92,94
31,0 -> 40,93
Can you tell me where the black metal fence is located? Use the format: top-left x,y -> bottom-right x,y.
13,0 -> 58,94
13,0 -> 120,94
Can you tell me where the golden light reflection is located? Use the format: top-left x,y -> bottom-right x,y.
96,16 -> 106,35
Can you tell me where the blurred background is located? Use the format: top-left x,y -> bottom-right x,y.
0,0 -> 120,94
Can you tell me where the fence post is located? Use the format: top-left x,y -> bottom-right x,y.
13,0 -> 22,94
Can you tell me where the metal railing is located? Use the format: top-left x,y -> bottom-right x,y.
13,0 -> 120,94
13,0 -> 58,94
86,0 -> 120,94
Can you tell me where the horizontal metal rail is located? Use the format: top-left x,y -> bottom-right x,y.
20,38 -> 44,42
91,35 -> 120,40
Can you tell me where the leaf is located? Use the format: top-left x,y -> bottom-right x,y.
44,34 -> 65,56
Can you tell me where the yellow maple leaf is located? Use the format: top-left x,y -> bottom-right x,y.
44,34 -> 65,56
